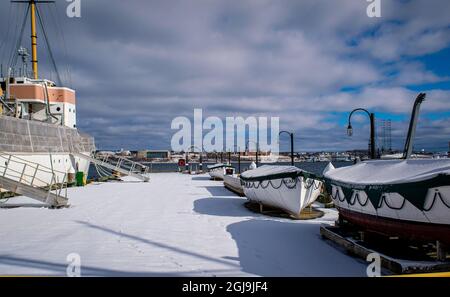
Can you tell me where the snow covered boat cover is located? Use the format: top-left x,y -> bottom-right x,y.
241,165 -> 323,216
324,159 -> 450,185
240,165 -> 315,181
323,159 -> 450,212
207,163 -> 234,170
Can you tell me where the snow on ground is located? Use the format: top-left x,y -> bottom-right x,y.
0,173 -> 367,276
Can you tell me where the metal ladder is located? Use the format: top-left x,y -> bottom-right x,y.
72,153 -> 150,182
0,153 -> 68,207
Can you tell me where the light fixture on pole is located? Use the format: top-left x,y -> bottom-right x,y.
246,140 -> 259,167
279,130 -> 294,166
347,108 -> 376,159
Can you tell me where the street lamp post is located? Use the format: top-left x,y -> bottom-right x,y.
256,145 -> 259,167
246,140 -> 259,167
238,150 -> 241,174
234,145 -> 241,174
198,147 -> 203,172
279,131 -> 294,166
347,108 -> 376,159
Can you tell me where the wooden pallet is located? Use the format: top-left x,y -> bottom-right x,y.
320,224 -> 450,275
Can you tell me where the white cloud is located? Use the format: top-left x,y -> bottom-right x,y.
1,0 -> 449,150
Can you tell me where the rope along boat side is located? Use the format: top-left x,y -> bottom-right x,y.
240,165 -> 323,218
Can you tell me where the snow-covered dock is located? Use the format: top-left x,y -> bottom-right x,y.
0,173 -> 367,276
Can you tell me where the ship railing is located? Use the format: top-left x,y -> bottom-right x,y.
0,152 -> 68,203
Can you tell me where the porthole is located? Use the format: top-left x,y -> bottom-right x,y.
56,107 -> 61,112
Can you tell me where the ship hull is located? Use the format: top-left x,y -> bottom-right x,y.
208,164 -> 235,180
1,116 -> 95,191
329,183 -> 450,245
242,176 -> 322,217
1,152 -> 91,184
223,174 -> 244,196
338,207 -> 450,245
240,165 -> 323,217
324,160 -> 450,245
209,168 -> 225,180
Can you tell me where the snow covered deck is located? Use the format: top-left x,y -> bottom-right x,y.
0,173 -> 367,276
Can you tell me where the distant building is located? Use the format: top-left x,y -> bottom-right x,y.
243,151 -> 271,157
147,150 -> 171,160
136,150 -> 148,159
135,150 -> 171,160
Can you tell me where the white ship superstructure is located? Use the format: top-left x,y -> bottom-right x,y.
0,0 -> 95,205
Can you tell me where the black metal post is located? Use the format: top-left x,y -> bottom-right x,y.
370,113 -> 376,159
279,131 -> 295,166
348,108 -> 377,160
290,132 -> 294,166
238,151 -> 241,174
447,141 -> 450,158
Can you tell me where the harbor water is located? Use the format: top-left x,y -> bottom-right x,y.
88,161 -> 352,179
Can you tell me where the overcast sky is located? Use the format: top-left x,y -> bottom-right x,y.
1,0 -> 449,152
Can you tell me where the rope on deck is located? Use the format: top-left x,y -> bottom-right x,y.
242,176 -> 323,191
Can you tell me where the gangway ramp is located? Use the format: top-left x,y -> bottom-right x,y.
72,153 -> 150,182
0,153 -> 68,207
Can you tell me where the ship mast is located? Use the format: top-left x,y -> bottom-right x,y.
30,0 -> 38,79
12,0 -> 54,79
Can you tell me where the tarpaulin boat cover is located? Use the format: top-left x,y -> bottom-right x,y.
240,165 -> 314,182
324,159 -> 450,185
207,163 -> 234,170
